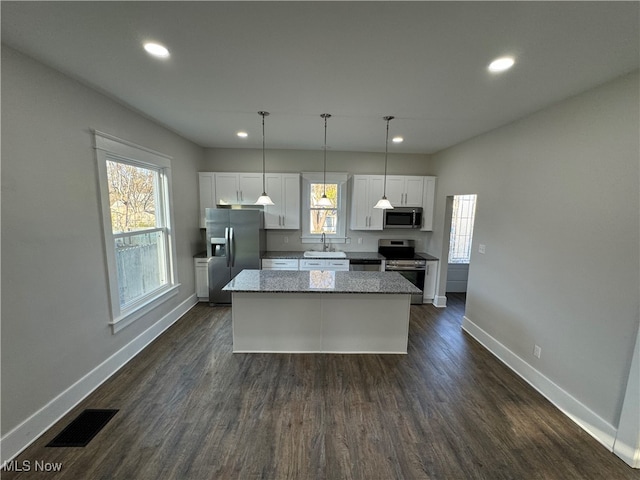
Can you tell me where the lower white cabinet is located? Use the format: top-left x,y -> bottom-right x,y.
423,260 -> 438,302
262,259 -> 299,270
195,257 -> 210,301
299,259 -> 350,271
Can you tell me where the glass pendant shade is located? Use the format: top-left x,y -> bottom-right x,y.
373,196 -> 393,210
316,194 -> 333,207
255,193 -> 274,206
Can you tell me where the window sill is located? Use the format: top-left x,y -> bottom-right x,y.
109,284 -> 181,334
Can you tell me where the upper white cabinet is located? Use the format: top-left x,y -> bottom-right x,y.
215,172 -> 263,205
385,176 -> 424,207
421,176 -> 436,231
350,175 -> 384,230
198,172 -> 301,230
263,173 -> 301,229
350,174 -> 436,231
198,172 -> 216,228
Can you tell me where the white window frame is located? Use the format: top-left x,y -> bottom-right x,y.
94,131 -> 180,333
301,172 -> 348,244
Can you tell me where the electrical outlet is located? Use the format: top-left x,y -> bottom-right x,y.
358,237 -> 363,244
283,236 -> 288,244
533,345 -> 542,359
478,244 -> 486,254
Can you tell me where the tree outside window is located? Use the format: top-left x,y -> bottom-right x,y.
309,183 -> 338,234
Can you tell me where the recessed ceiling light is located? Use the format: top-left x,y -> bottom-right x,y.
488,56 -> 515,73
237,131 -> 248,138
143,42 -> 170,59
392,136 -> 404,144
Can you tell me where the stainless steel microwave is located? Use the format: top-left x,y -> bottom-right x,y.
383,207 -> 423,229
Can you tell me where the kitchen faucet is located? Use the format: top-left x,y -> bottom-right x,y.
321,232 -> 329,252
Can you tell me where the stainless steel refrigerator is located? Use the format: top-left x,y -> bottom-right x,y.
206,208 -> 265,304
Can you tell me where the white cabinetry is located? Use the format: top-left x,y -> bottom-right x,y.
263,174 -> 300,229
215,172 -> 263,205
198,173 -> 216,228
195,257 -> 210,301
421,176 -> 436,231
386,176 -> 424,207
299,259 -> 350,271
350,175 -> 384,230
262,259 -> 299,270
199,172 -> 301,230
423,260 -> 438,302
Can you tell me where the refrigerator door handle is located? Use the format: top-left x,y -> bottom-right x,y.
229,227 -> 235,267
225,227 -> 231,267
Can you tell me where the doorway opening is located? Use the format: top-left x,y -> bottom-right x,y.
446,194 -> 477,295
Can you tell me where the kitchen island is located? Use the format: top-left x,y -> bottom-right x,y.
222,269 -> 422,354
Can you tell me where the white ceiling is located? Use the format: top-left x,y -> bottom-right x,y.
2,1 -> 638,154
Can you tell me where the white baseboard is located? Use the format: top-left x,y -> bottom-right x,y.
461,315 -> 618,454
433,295 -> 447,308
0,294 -> 198,463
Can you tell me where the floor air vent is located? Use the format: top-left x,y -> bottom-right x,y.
46,409 -> 118,447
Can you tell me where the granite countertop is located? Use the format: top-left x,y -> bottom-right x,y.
262,251 -> 385,261
223,269 -> 422,295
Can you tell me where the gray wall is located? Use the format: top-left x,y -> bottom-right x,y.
203,148 -> 434,252
1,46 -> 205,435
428,72 -> 639,429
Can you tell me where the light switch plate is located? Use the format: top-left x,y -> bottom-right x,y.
478,244 -> 486,254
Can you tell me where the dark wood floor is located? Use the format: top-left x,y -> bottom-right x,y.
3,293 -> 638,479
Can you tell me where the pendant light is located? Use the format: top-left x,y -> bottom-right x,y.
316,113 -> 333,207
255,111 -> 275,206
374,115 -> 395,209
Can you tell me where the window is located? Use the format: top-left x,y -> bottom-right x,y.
95,131 -> 179,333
448,194 -> 477,264
301,172 -> 348,243
310,181 -> 338,234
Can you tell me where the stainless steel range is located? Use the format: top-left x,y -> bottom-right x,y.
378,239 -> 425,304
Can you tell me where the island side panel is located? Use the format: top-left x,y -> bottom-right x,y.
231,291 -> 410,354
321,294 -> 410,354
232,292 -> 323,353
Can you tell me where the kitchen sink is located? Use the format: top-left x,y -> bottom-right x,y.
303,251 -> 347,258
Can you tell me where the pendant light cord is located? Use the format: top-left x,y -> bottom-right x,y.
259,111 -> 269,193
321,113 -> 331,198
383,115 -> 394,197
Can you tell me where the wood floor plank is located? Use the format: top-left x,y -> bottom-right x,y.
2,294 -> 638,479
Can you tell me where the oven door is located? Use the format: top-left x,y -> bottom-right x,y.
385,266 -> 425,304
